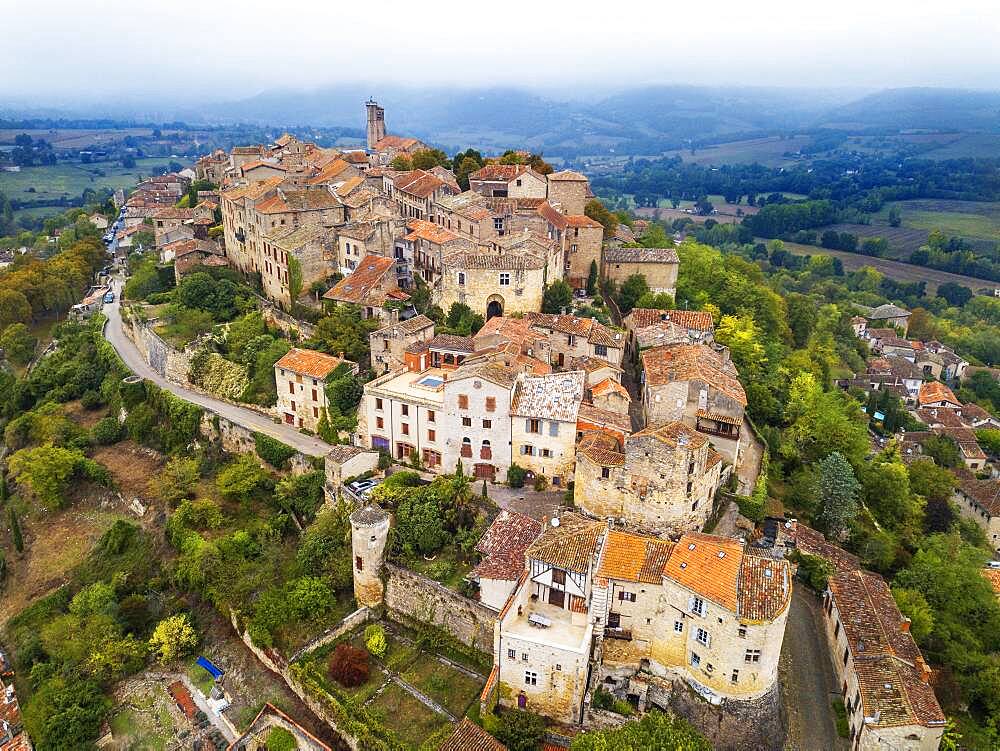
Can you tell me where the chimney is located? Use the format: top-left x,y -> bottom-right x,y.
917,657 -> 931,683
339,351 -> 345,360
900,617 -> 911,633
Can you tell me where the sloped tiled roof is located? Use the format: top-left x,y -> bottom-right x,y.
917,381 -> 960,407
405,218 -> 462,245
374,314 -> 434,337
393,169 -> 446,198
577,402 -> 632,434
598,530 -> 675,584
306,158 -> 352,185
982,568 -> 1000,598
631,420 -> 708,450
373,135 -> 422,151
625,308 -> 714,331
955,472 -> 1000,516
591,377 -> 631,402
604,246 -> 680,264
525,313 -> 624,348
576,432 -> 625,467
274,347 -> 351,380
323,255 -> 397,304
471,163 -> 536,181
473,509 -> 543,582
511,370 -> 585,422
641,344 -> 747,406
663,532 -> 743,611
444,252 -> 544,271
547,169 -> 588,182
737,551 -> 791,621
439,718 -> 508,751
525,513 -> 604,573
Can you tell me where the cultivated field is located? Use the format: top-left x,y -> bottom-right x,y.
0,127 -> 194,149
875,199 -> 1000,241
780,240 -> 998,295
660,135 -> 813,167
824,224 -> 930,258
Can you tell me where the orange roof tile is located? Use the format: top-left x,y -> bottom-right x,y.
641,344 -> 746,406
917,381 -> 960,407
625,308 -> 714,331
274,347 -> 351,380
662,532 -> 743,611
591,377 -> 631,401
306,159 -> 352,185
598,530 -> 675,584
440,718 -> 508,751
323,255 -> 397,305
405,218 -> 461,245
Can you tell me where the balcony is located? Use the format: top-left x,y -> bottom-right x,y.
604,627 -> 633,641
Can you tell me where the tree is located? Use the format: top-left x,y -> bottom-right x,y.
311,305 -> 379,363
22,676 -> 110,750
542,280 -> 573,314
617,274 -> 650,314
8,444 -> 86,509
784,373 -> 869,467
715,314 -> 766,379
976,429 -> 1000,457
485,710 -> 547,751
216,455 -> 270,500
816,452 -> 860,538
410,148 -> 450,170
888,206 -> 901,227
694,196 -> 715,215
328,643 -> 370,687
9,506 -> 22,553
921,434 -> 962,469
389,154 -> 413,171
365,624 -> 387,657
0,323 -> 36,365
584,199 -> 618,239
586,260 -> 599,296
892,588 -> 935,642
937,282 -> 973,307
0,289 -> 32,329
150,456 -> 200,505
570,710 -> 712,751
148,613 -> 198,662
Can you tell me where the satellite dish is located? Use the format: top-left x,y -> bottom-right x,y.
551,518 -> 560,528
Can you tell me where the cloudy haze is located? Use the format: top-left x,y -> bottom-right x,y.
3,0 -> 1000,103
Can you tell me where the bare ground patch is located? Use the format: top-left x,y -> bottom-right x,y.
92,440 -> 167,499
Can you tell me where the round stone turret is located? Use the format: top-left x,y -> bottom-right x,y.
350,505 -> 390,608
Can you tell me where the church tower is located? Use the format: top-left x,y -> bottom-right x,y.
365,98 -> 386,151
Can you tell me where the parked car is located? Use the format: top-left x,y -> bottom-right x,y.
347,479 -> 378,495
103,291 -> 115,304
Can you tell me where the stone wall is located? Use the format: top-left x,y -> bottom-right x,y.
384,563 -> 495,653
199,412 -> 315,475
121,313 -> 194,384
669,680 -> 785,751
260,296 -> 316,340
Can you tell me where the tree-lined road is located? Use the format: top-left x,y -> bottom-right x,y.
102,277 -> 333,457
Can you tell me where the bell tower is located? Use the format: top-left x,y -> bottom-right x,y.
365,98 -> 386,151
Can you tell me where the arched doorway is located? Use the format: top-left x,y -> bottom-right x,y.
486,295 -> 504,320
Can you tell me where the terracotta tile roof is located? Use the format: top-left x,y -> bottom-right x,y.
793,524 -> 860,574
537,200 -> 569,230
591,377 -> 631,401
0,674 -> 28,751
571,356 -> 622,375
343,150 -> 369,164
705,449 -> 723,470
631,420 -> 709,450
242,159 -> 286,173
829,570 -> 944,729
393,169 -> 446,198
256,188 -> 341,214
917,381 -> 960,407
599,530 -> 675,584
471,163 -> 534,181
405,218 -> 461,245
334,175 -> 366,197
373,135 -> 421,151
577,432 -> 625,467
604,246 -> 680,264
474,315 -> 545,345
641,344 -> 747,406
268,222 -> 330,248
435,191 -> 493,221
525,513 -> 604,573
663,532 -> 743,611
511,370 -> 585,422
426,333 -> 476,353
326,444 -> 368,464
955,472 -> 1000,516
914,407 -> 965,428
547,169 -> 588,182
374,314 -> 434,337
696,408 -> 742,426
451,359 -> 521,389
982,568 -> 1000,597
473,509 -> 543,582
275,347 -> 351,380
737,551 -> 791,621
151,207 -> 197,220
323,255 -> 397,304
625,308 -> 714,331
577,402 -> 632,434
525,313 -> 624,348
168,239 -> 221,259
445,251 -> 544,271
565,214 -> 602,228
306,159 -> 352,185
274,133 -> 295,147
439,718 -> 508,751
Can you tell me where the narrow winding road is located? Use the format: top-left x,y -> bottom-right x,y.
102,277 -> 333,458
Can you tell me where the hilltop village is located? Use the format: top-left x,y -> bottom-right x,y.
7,101 -> 1000,751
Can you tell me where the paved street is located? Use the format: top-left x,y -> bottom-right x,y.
102,277 -> 333,458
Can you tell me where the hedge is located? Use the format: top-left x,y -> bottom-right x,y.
254,432 -> 297,468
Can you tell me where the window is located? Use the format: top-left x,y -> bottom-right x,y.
401,404 -> 409,416
567,334 -> 576,346
521,653 -> 528,662
427,410 -> 435,423
527,419 -> 541,434
618,591 -> 636,602
289,381 -> 295,394
745,649 -> 761,664
375,398 -> 384,410
696,628 -> 710,646
376,417 -> 384,429
312,388 -> 318,401
690,652 -> 701,667
401,423 -> 410,435
462,417 -> 472,427
691,596 -> 706,617
731,670 -> 739,684
486,396 -> 496,412
555,663 -> 561,671
313,407 -> 319,418
508,649 -> 516,660
601,467 -> 611,479
428,429 -> 436,442
541,448 -> 552,458
355,555 -> 363,571
458,394 -> 469,409
525,671 -> 537,686
595,344 -> 608,356
674,621 -> 684,633
457,272 -> 466,285
483,419 -> 492,429
516,179 -> 522,186
522,445 -> 535,456
548,421 -> 559,437
499,273 -> 511,286
738,625 -> 747,638
843,647 -> 849,666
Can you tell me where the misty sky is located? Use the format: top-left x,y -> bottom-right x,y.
3,0 -> 1000,102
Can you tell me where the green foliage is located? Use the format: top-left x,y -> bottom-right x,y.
175,271 -> 254,321
541,280 -> 573,314
443,302 -> 485,336
592,687 -> 634,715
891,587 -> 935,642
975,428 -> 1000,456
570,710 -> 712,751
297,508 -> 352,586
507,463 -> 527,489
254,431 -> 297,468
266,726 -> 298,751
783,373 -> 869,468
151,456 -> 201,505
9,506 -> 23,552
274,469 -> 326,520
616,273 -> 650,314
22,676 -> 111,751
484,709 -> 546,751
921,433 -> 962,469
189,349 -> 250,401
287,255 -> 304,304
831,698 -> 849,738
586,259 -> 598,296
310,304 -> 379,364
8,444 -> 92,509
815,451 -> 860,538
365,624 -> 387,658
584,198 -> 618,239
1,322 -> 36,365
216,454 -> 271,500
124,255 -> 174,300
789,549 -> 834,592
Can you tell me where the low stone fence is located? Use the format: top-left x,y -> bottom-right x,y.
384,563 -> 496,654
121,312 -> 194,384
198,413 -> 315,475
288,607 -> 370,663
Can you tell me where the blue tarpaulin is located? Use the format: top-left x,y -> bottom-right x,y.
196,656 -> 224,680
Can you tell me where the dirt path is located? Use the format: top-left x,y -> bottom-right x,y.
780,587 -> 848,751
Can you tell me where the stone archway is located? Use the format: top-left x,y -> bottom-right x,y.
486,294 -> 504,320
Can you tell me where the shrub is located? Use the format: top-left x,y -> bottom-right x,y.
254,432 -> 296,468
92,417 -> 123,445
365,624 -> 387,658
328,643 -> 370,688
80,389 -> 102,410
507,463 -> 527,489
266,727 -> 297,751
484,709 -> 546,751
148,613 -> 198,662
533,475 -> 548,492
789,549 -> 835,592
592,687 -> 633,715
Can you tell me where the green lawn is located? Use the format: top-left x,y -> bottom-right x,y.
404,548 -> 473,592
401,656 -> 484,717
368,681 -> 452,748
875,200 -> 1000,241
187,657 -> 216,697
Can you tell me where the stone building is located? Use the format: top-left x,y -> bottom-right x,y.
322,255 -> 410,321
439,250 -> 547,319
545,170 -> 591,215
369,314 -> 435,375
574,422 -> 724,533
534,202 -> 604,286
510,370 -> 586,487
641,343 -> 747,467
602,247 -> 680,298
274,347 -> 359,431
403,219 -> 474,285
860,303 -> 911,336
361,364 -> 447,465
387,169 -> 456,220
916,381 -> 961,410
595,531 -> 791,703
433,191 -> 501,243
324,444 -> 380,504
953,473 -> 1000,554
350,505 -> 391,608
260,224 -> 338,307
622,308 -> 715,363
525,313 -> 625,370
589,377 -> 631,414
822,570 -> 945,750
441,361 -> 519,482
469,164 -> 547,199
172,240 -> 227,282
472,509 -> 543,610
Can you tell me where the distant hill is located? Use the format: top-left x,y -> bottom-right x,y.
818,87 -> 1000,131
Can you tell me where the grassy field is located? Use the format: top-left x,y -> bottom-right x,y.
779,240 -> 998,294
369,681 -> 451,747
824,223 -> 929,258
874,199 -> 1000,240
0,127 -> 164,149
660,135 -> 812,167
401,657 -> 484,717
